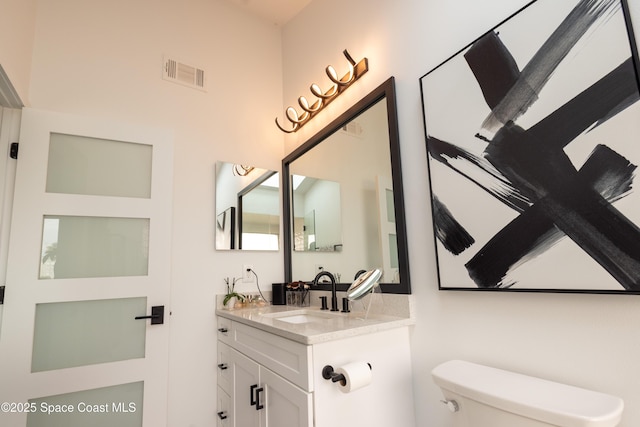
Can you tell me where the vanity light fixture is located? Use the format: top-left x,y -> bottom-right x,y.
233,164 -> 254,176
275,49 -> 369,133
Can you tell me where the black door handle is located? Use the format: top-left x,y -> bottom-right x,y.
217,363 -> 228,370
135,305 -> 164,324
217,411 -> 227,420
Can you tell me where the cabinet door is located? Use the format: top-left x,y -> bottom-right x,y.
261,367 -> 313,427
216,386 -> 231,427
231,321 -> 312,390
217,342 -> 233,394
230,348 -> 261,427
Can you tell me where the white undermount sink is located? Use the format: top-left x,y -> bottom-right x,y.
262,309 -> 341,324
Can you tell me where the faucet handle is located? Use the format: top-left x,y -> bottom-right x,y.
320,296 -> 328,310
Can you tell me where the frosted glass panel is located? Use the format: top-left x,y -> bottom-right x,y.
32,298 -> 146,372
27,381 -> 143,427
385,189 -> 395,223
40,216 -> 149,279
46,133 -> 152,198
388,234 -> 398,269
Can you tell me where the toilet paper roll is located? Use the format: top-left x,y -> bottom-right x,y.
335,362 -> 372,393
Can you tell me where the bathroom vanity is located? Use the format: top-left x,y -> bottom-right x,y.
213,77 -> 417,427
215,296 -> 416,427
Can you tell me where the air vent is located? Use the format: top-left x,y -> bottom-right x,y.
341,121 -> 364,138
162,56 -> 206,91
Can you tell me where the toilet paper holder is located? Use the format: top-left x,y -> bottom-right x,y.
322,363 -> 372,387
322,365 -> 346,385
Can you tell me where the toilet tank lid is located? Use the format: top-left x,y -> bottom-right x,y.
432,360 -> 623,427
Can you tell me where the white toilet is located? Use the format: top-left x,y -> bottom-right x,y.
432,360 -> 624,427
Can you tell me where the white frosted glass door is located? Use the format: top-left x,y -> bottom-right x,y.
46,133 -> 152,198
31,297 -> 147,372
27,382 -> 144,427
0,108 -> 173,427
40,216 -> 150,279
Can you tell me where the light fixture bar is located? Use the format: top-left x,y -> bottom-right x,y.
275,49 -> 369,133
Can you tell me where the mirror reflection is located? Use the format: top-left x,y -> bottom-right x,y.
292,175 -> 342,252
283,78 -> 410,293
215,162 -> 280,251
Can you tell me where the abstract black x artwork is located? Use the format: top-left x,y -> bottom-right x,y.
420,0 -> 640,293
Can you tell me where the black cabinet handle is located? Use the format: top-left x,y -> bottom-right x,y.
250,384 -> 258,406
217,411 -> 227,420
218,327 -> 228,333
217,363 -> 228,370
255,387 -> 264,411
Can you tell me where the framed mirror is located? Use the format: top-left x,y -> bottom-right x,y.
215,161 -> 280,251
283,77 -> 411,293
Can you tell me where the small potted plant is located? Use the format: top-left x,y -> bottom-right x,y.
223,277 -> 246,309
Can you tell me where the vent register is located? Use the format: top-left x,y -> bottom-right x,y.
341,120 -> 364,138
162,56 -> 206,91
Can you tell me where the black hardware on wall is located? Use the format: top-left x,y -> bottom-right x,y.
322,365 -> 346,385
217,411 -> 227,420
0,286 -> 5,305
9,143 -> 18,159
322,363 -> 372,388
134,305 -> 164,324
217,363 -> 228,371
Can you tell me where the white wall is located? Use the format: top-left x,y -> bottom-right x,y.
282,1 -> 640,426
25,1 -> 284,426
0,0 -> 37,102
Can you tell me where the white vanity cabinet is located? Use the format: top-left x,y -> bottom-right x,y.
216,304 -> 416,427
216,318 -> 313,427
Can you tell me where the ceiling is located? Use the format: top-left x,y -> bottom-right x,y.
222,0 -> 313,26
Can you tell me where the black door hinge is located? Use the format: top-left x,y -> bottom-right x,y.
0,286 -> 5,305
9,142 -> 18,159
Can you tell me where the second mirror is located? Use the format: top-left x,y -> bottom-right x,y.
215,161 -> 280,251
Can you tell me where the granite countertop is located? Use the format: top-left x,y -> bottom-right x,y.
215,296 -> 415,345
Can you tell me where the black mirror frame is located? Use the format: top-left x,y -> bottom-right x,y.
282,77 -> 411,294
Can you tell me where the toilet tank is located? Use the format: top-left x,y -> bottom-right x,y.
432,360 -> 623,427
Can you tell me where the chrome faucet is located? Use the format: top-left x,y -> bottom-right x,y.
313,271 -> 339,312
